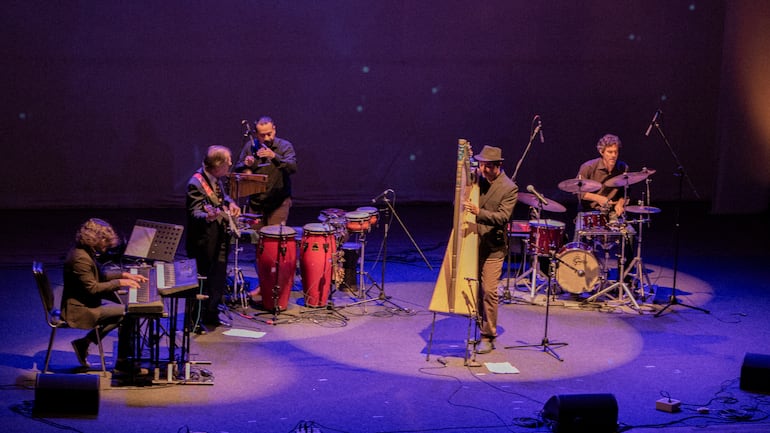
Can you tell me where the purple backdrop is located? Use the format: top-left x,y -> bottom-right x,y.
3,1 -> 768,212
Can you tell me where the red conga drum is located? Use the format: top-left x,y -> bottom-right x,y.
299,223 -> 336,307
256,225 -> 297,312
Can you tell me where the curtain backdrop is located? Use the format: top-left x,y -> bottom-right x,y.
3,1 -> 766,213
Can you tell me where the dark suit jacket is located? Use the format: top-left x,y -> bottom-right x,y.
477,170 -> 518,258
185,168 -> 233,264
61,246 -> 123,329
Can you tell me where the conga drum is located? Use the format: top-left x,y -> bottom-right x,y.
256,225 -> 297,312
299,223 -> 336,307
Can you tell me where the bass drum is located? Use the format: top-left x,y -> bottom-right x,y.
555,242 -> 600,294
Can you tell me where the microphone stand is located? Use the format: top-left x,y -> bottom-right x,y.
510,117 -> 542,183
649,114 -> 708,317
341,191 -> 430,313
506,247 -> 567,361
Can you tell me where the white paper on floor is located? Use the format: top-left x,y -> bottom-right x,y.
223,329 -> 266,339
485,362 -> 520,374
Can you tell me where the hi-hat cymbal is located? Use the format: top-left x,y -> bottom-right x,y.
604,168 -> 656,188
557,178 -> 602,193
625,205 -> 661,214
518,192 -> 567,212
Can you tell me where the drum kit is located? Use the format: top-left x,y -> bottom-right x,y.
230,205 -> 382,315
512,168 -> 660,310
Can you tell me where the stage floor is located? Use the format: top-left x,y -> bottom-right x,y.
1,203 -> 769,433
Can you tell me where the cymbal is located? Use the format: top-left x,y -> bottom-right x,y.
557,178 -> 601,193
604,168 -> 656,188
518,192 -> 567,213
625,205 -> 661,214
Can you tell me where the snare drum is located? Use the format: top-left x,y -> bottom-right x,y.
356,206 -> 379,226
578,211 -> 608,231
528,219 -> 566,255
555,242 -> 600,294
345,211 -> 371,233
299,223 -> 336,307
256,225 -> 297,312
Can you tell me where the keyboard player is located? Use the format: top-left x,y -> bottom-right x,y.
62,218 -> 148,374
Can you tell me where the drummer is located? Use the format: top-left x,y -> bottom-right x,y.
576,133 -> 629,224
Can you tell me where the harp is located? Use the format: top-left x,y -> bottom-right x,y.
428,139 -> 479,315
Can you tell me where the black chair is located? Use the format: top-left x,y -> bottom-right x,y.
33,261 -> 107,375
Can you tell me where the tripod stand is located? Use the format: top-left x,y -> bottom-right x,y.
227,228 -> 249,310
506,249 -> 567,361
583,228 -> 642,313
623,217 -> 654,300
645,110 -> 709,317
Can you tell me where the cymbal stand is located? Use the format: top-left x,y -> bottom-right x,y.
506,248 -> 567,361
584,229 -> 642,313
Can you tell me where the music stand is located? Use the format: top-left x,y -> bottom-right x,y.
124,219 -> 184,263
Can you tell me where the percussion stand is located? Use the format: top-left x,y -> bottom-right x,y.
227,230 -> 248,311
513,207 -> 547,300
342,195 -> 426,313
623,217 -> 654,300
584,230 -> 642,313
505,248 -> 567,361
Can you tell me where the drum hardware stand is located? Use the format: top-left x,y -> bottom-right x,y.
513,207 -> 550,300
506,248 -> 567,361
227,228 -> 249,310
583,230 -> 642,313
623,217 -> 654,300
646,112 -> 708,317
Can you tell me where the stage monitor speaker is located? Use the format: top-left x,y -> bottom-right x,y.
542,393 -> 618,433
34,373 -> 100,417
740,352 -> 770,393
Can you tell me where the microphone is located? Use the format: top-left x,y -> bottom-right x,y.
371,189 -> 393,203
536,116 -> 544,143
241,120 -> 252,138
644,109 -> 661,137
526,185 -> 548,206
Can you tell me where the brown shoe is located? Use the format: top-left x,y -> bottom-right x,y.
71,338 -> 91,368
475,338 -> 495,354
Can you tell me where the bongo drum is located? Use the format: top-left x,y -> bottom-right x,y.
256,225 -> 297,312
345,211 -> 371,233
299,223 -> 336,307
356,206 -> 379,226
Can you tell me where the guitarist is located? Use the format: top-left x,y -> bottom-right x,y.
463,145 -> 518,354
186,145 -> 241,333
